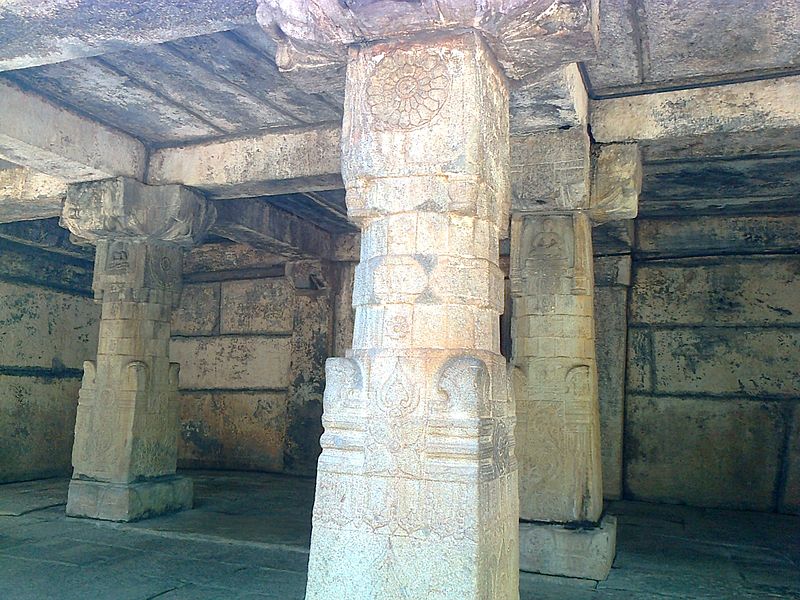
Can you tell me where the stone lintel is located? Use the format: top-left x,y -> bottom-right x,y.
211,199 -> 333,259
147,124 -> 343,199
0,167 -> 68,223
62,177 -> 215,247
0,81 -> 146,182
519,514 -> 617,581
589,143 -> 642,223
66,476 -> 193,522
591,75 -> 800,144
256,0 -> 598,81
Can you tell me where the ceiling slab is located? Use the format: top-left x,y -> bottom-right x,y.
0,0 -> 258,72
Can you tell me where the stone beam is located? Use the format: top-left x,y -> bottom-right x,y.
591,76 -> 800,144
147,124 -> 342,198
211,199 -> 333,259
0,218 -> 94,261
0,167 -> 68,223
0,0 -> 258,72
0,81 -> 146,182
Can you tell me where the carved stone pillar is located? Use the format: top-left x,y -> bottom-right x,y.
510,134 -> 640,580
60,177 -> 214,522
305,32 -> 518,599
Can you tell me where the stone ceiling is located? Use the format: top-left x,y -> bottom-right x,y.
0,0 -> 799,227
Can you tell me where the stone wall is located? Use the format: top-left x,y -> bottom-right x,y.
625,214 -> 800,514
171,245 -> 337,476
0,238 -> 99,483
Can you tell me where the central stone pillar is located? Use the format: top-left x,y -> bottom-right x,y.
61,177 -> 215,522
306,32 -> 518,599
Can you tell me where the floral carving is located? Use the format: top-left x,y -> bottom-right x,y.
367,50 -> 450,131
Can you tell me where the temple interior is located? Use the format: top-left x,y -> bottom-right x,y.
0,1 -> 799,599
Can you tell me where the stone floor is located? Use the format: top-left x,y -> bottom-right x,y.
0,471 -> 798,599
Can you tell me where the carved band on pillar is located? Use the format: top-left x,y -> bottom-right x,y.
60,177 -> 215,522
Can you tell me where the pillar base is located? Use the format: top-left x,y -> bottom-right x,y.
519,514 -> 617,581
66,476 -> 193,522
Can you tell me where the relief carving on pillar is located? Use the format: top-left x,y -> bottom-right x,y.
366,49 -> 451,131
434,355 -> 490,416
366,360 -> 425,476
323,357 -> 364,412
71,361 -> 97,473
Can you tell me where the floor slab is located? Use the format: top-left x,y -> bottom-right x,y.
0,471 -> 798,599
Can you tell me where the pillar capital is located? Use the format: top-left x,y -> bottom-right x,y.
511,130 -> 641,222
342,32 -> 510,232
61,176 -> 215,246
256,0 -> 598,81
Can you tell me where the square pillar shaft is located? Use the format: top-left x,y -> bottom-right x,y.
510,211 -> 616,580
306,32 -> 519,600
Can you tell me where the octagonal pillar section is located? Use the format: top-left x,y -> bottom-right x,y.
61,177 -> 215,522
306,32 -> 519,600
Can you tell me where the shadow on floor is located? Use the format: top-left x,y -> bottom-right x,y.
0,470 -> 798,599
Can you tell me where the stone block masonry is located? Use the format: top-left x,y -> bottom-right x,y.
171,258 -> 337,476
626,214 -> 800,515
0,238 -> 99,483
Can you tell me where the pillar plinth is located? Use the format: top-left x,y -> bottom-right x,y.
306,32 -> 518,600
61,177 -> 214,522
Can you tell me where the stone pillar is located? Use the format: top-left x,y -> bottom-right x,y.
510,136 -> 640,580
306,32 -> 518,599
60,177 -> 215,522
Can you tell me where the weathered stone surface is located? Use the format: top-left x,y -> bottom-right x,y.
650,329 -> 800,397
212,199 -> 333,259
66,476 -> 193,523
639,0 -> 800,85
591,76 -> 800,143
178,391 -> 287,472
171,283 -> 221,337
0,167 -> 67,223
626,329 -> 653,394
0,0 -> 259,72
0,218 -> 94,261
631,257 -> 800,326
782,403 -> 800,514
509,63 -> 588,135
307,33 -> 518,600
170,336 -> 292,390
636,215 -> 800,258
147,124 -> 343,199
284,268 -> 331,475
519,515 -> 617,580
256,0 -> 597,80
592,220 -> 633,256
0,80 -> 146,182
594,256 -> 630,500
511,212 -> 603,524
625,395 -> 784,511
0,375 -> 80,483
220,278 -> 293,335
511,127 -> 590,212
184,242 -> 286,274
590,143 -> 641,223
63,177 -> 215,246
0,281 -> 99,371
